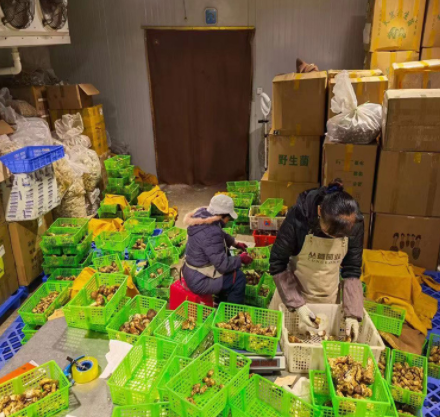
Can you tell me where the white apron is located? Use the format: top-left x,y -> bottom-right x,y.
269,234 -> 348,310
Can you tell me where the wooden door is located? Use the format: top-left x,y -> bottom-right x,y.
146,29 -> 254,185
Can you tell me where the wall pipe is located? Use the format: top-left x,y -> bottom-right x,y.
0,47 -> 22,76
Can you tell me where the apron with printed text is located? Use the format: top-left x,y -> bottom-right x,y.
269,234 -> 348,310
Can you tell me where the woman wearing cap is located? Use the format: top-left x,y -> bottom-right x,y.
182,194 -> 253,304
269,180 -> 364,341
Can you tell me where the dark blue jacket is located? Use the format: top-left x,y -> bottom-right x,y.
182,208 -> 242,295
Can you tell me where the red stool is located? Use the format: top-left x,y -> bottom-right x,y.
169,277 -> 214,310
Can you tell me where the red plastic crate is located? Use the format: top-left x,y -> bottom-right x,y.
169,278 -> 214,310
252,230 -> 277,247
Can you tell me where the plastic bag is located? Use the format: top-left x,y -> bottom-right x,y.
0,134 -> 20,156
54,176 -> 87,218
68,144 -> 101,192
86,188 -> 101,216
327,71 -> 382,144
10,117 -> 54,147
54,114 -> 91,148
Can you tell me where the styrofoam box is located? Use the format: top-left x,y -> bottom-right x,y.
249,205 -> 285,231
279,303 -> 385,374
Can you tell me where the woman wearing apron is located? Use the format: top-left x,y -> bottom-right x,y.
269,180 -> 364,341
183,195 -> 253,304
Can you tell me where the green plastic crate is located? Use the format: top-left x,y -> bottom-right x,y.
98,207 -> 123,219
123,204 -> 152,219
124,182 -> 140,202
154,301 -> 216,357
108,335 -> 178,405
148,235 -> 174,259
19,281 -> 71,326
364,300 -> 406,336
192,331 -> 215,360
246,246 -> 271,271
232,193 -> 255,209
43,251 -> 93,275
106,295 -> 167,344
95,230 -> 131,252
154,277 -> 175,299
235,208 -> 249,222
64,296 -> 129,333
212,302 -> 282,357
230,374 -> 317,417
165,227 -> 188,245
105,155 -> 131,170
245,272 -> 276,308
227,181 -> 260,194
136,263 -> 170,295
323,341 -> 391,417
387,349 -> 427,408
93,253 -> 124,274
233,222 -> 251,235
22,323 -> 40,338
40,232 -> 92,256
166,344 -> 251,417
112,402 -> 179,417
157,356 -> 193,401
310,371 -> 335,417
153,215 -> 175,230
42,218 -> 89,247
100,203 -> 119,214
64,273 -> 128,329
127,236 -> 149,260
223,227 -> 236,237
384,382 -> 399,417
124,217 -> 156,235
48,267 -> 83,282
427,333 -> 440,378
43,249 -> 93,267
0,361 -> 70,417
259,198 -> 284,218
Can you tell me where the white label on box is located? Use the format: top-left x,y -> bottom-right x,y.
0,245 -> 4,257
38,216 -> 43,227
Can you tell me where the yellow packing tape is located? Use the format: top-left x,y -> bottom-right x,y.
356,79 -> 363,96
423,71 -> 430,88
344,144 -> 354,172
295,124 -> 301,135
430,0 -> 439,46
294,73 -> 302,90
289,136 -> 296,146
414,152 -> 422,164
71,356 -> 99,384
412,0 -> 421,51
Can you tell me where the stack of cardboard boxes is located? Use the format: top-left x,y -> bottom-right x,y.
371,89 -> 440,270
9,86 -> 51,124
364,0 -> 425,87
47,84 -> 109,156
260,72 -> 325,207
421,0 -> 440,59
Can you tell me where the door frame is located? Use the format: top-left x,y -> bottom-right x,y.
143,26 -> 255,183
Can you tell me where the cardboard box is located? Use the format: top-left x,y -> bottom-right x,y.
328,69 -> 383,79
422,0 -> 440,47
371,213 -> 440,270
392,59 -> 440,88
8,212 -> 53,286
49,105 -> 108,155
9,86 -> 49,118
365,51 -> 420,87
322,139 -> 378,213
421,47 -> 440,59
260,172 -> 319,208
267,130 -> 320,183
0,223 -> 19,306
364,0 -> 427,52
272,71 -> 327,135
363,212 -> 371,249
374,150 -> 440,216
327,76 -> 388,120
46,84 -> 99,110
382,89 -> 440,152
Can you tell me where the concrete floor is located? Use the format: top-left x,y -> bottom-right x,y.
0,184 -> 254,336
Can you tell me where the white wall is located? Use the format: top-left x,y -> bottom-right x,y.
50,0 -> 367,181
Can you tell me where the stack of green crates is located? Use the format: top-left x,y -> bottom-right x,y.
98,201 -> 123,219
104,155 -> 140,204
136,262 -> 172,299
41,218 -> 92,275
